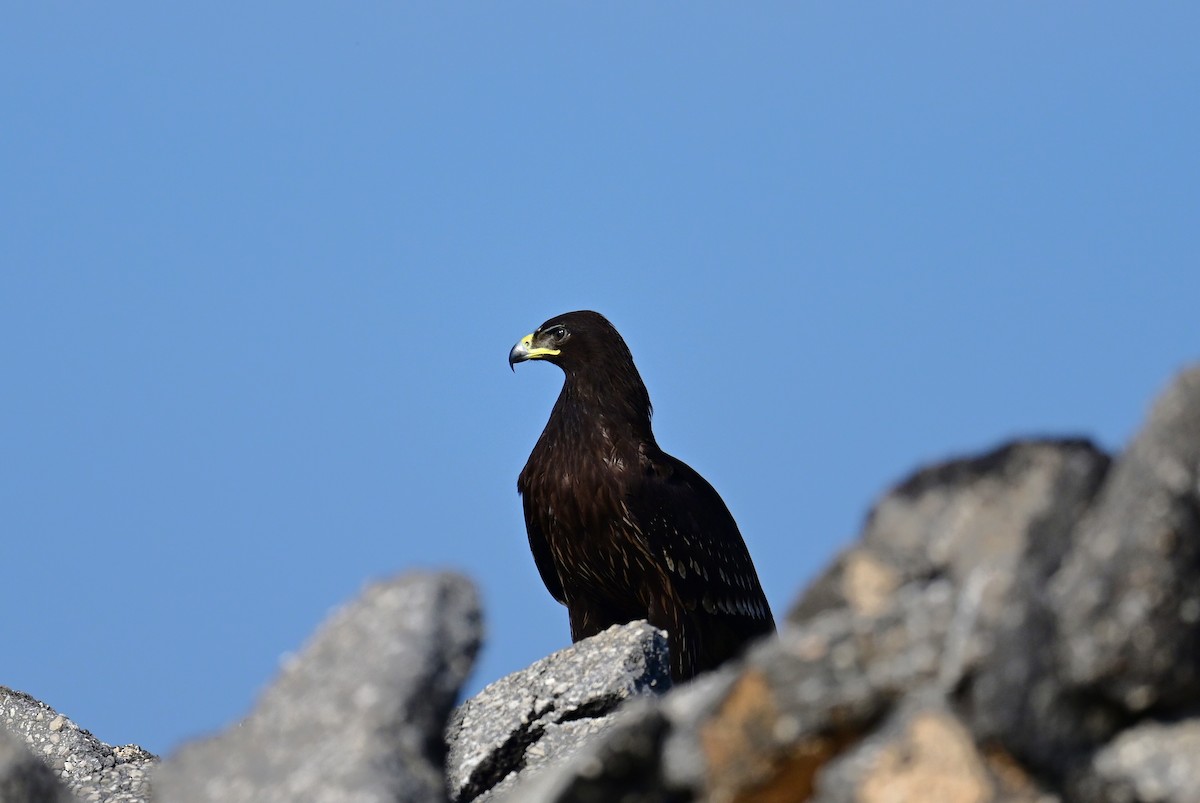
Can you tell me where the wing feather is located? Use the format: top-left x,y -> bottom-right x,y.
626,449 -> 775,673
521,491 -> 566,604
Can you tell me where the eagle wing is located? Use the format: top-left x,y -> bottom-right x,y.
626,448 -> 775,674
521,490 -> 566,605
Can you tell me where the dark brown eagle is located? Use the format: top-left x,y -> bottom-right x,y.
509,310 -> 775,681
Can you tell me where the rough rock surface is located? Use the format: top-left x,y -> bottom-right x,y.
0,725 -> 74,803
153,571 -> 481,803
1083,717 -> 1200,803
1,687 -> 154,803
794,438 -> 1119,779
445,621 -> 670,803
1051,366 -> 1200,713
511,698 -> 680,803
792,438 -> 1109,627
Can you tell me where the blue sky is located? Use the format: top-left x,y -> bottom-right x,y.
2,5 -> 1196,755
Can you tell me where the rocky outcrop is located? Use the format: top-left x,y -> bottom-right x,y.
445,621 -> 670,803
153,572 -> 482,803
2,572 -> 481,803
0,687 -> 154,803
476,365 -> 1200,802
4,365 -> 1200,803
1082,717 -> 1200,803
1050,367 -> 1200,713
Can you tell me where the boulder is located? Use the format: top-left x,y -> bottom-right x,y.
794,438 -> 1118,779
1081,717 -> 1200,803
1,686 -> 154,803
153,571 -> 481,803
792,438 -> 1109,631
1051,366 -> 1200,713
445,620 -> 671,803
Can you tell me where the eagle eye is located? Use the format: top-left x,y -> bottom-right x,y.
549,326 -> 568,342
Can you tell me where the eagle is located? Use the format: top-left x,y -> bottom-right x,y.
509,310 -> 775,681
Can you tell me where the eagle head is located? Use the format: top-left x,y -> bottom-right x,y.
508,310 -> 628,374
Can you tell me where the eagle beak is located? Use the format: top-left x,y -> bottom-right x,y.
508,336 -> 531,371
509,332 -> 560,371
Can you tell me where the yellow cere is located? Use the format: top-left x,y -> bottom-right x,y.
524,333 -> 560,358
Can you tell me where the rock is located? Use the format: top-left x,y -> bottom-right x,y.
794,438 -> 1121,781
0,726 -> 73,803
498,439 -> 1122,802
9,369 -> 1200,803
959,580 -> 1128,784
0,686 -> 155,803
812,694 -> 1059,803
1051,366 -> 1200,712
792,438 -> 1109,630
503,579 -> 956,802
694,581 -> 955,802
1078,717 -> 1200,803
657,667 -> 742,792
507,699 -> 678,803
153,571 -> 482,803
501,666 -> 748,802
445,620 -> 671,803
923,442 -> 1119,777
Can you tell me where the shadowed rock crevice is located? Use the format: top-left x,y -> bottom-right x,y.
555,694 -> 629,724
513,704 -> 686,803
457,716 -> 547,803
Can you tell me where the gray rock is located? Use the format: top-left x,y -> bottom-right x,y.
504,699 -> 677,803
1083,718 -> 1200,803
154,571 -> 482,803
657,667 -> 740,792
792,438 -> 1109,628
936,442 -> 1118,776
1,686 -> 155,803
445,621 -> 670,803
791,439 -> 1121,780
516,663 -> 739,801
1051,366 -> 1200,712
0,726 -> 73,803
960,582 -> 1126,783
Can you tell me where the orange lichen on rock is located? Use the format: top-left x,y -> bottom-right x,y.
700,669 -> 859,803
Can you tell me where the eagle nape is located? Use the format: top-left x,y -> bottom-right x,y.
509,310 -> 774,682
